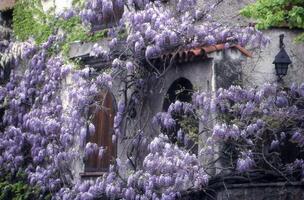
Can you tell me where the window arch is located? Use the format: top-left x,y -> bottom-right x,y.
85,89 -> 117,173
163,77 -> 198,154
163,77 -> 194,111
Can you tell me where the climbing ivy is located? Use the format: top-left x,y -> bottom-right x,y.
55,16 -> 108,56
72,0 -> 86,7
241,0 -> 304,42
13,0 -> 53,44
12,0 -> 107,56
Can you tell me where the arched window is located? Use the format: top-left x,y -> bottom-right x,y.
84,90 -> 117,173
163,78 -> 193,111
163,77 -> 198,154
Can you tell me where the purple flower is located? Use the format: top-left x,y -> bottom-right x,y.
212,124 -> 227,140
96,73 -> 112,87
256,119 -> 264,128
98,147 -> 105,159
126,61 -> 134,72
177,129 -> 183,142
236,151 -> 255,172
112,134 -> 117,143
246,124 -> 257,134
242,102 -> 255,117
153,112 -> 176,129
117,101 -> 125,113
80,127 -> 87,146
88,123 -> 95,137
84,142 -> 98,157
112,58 -> 123,68
291,132 -> 304,147
89,43 -> 109,58
299,83 -> 304,97
270,140 -> 279,150
59,9 -> 75,20
276,96 -> 288,108
145,45 -> 161,59
78,181 -> 90,193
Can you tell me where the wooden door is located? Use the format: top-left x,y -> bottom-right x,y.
85,90 -> 117,172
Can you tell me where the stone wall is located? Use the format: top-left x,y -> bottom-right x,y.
42,0 -> 73,12
181,182 -> 304,200
216,182 -> 304,200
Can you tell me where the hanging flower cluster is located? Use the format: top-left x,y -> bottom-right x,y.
54,135 -> 208,199
153,100 -> 195,130
80,0 -> 124,26
0,34 -> 113,195
193,83 -> 304,176
120,0 -> 269,61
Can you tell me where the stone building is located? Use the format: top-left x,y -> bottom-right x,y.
63,0 -> 304,180
68,41 -> 251,180
65,0 -> 304,197
1,0 -> 304,199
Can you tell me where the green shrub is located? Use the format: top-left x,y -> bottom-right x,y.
0,171 -> 51,200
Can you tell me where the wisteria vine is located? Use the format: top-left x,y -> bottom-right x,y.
0,0 -> 289,199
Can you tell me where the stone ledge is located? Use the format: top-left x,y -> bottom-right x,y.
180,181 -> 304,200
223,181 -> 304,189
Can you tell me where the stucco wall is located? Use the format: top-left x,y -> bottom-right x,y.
42,0 -> 73,12
243,29 -> 304,87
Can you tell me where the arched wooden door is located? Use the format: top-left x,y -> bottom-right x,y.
85,90 -> 117,172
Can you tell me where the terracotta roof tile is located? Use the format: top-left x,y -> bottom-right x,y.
201,44 -> 252,57
159,43 -> 252,63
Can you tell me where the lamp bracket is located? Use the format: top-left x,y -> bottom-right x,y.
279,34 -> 285,49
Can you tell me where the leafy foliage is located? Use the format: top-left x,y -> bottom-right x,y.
241,0 -> 304,42
0,171 -> 50,200
13,0 -> 53,44
12,0 -> 107,56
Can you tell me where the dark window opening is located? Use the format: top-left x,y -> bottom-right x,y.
84,90 -> 117,173
0,9 -> 13,28
163,78 -> 193,110
163,77 -> 198,154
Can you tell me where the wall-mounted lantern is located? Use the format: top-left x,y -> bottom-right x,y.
273,34 -> 292,81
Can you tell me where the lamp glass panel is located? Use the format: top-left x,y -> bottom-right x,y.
282,66 -> 288,75
275,63 -> 288,76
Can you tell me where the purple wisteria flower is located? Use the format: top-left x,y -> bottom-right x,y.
59,9 -> 75,20
236,151 -> 255,172
153,112 -> 176,130
89,43 -> 109,59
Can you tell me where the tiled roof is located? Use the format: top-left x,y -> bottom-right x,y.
0,0 -> 15,11
159,44 -> 252,63
202,44 -> 252,57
